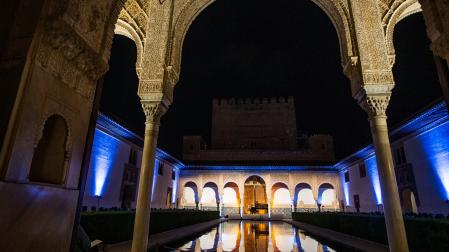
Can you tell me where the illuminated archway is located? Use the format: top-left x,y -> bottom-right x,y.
295,183 -> 315,208
183,181 -> 198,208
271,182 -> 291,207
243,175 -> 267,214
223,187 -> 238,206
222,182 -> 241,216
201,181 -> 219,208
318,183 -> 335,206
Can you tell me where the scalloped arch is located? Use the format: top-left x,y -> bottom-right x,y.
114,19 -> 144,71
384,0 -> 422,58
169,0 -> 356,80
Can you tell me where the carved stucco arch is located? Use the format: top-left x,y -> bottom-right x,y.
32,113 -> 72,184
114,19 -> 144,74
310,0 -> 356,65
170,0 -> 215,76
169,0 -> 356,79
183,180 -> 199,203
35,112 -> 73,157
384,0 -> 422,62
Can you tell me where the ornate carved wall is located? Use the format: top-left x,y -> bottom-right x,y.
0,0 -> 448,250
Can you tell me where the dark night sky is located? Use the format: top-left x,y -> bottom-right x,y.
100,0 -> 442,160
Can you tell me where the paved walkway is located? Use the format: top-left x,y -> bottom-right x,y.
284,219 -> 389,252
105,218 -> 225,252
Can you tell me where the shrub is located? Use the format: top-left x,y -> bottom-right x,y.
81,210 -> 219,244
292,212 -> 449,252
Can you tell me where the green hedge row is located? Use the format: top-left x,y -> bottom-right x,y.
292,212 -> 449,252
80,210 -> 219,244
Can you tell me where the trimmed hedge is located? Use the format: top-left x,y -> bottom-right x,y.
292,212 -> 449,252
81,210 -> 219,244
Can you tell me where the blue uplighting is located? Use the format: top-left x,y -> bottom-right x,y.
416,121 -> 449,200
91,129 -> 120,197
366,156 -> 382,204
340,172 -> 350,206
151,159 -> 159,200
172,168 -> 179,203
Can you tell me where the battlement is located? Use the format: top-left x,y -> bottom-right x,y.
213,96 -> 294,107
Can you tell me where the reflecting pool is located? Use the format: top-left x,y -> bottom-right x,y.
166,221 -> 339,251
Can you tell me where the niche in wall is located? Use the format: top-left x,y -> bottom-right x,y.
29,114 -> 68,184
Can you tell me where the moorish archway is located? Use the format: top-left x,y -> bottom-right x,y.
243,175 -> 268,214
1,0 -> 448,251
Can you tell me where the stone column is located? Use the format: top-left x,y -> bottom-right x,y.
267,194 -> 271,218
131,102 -> 167,252
359,95 -> 409,252
291,197 -> 295,213
239,191 -> 244,217
197,188 -> 203,210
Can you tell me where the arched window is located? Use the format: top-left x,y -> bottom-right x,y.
29,115 -> 68,184
222,187 -> 238,205
183,187 -> 196,205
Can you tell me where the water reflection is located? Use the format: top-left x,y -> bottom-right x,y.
174,221 -> 337,251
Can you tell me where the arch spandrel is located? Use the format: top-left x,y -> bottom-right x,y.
169,0 -> 215,76
383,0 -> 422,58
169,0 -> 356,83
114,19 -> 145,72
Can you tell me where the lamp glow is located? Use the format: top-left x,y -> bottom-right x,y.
172,168 -> 179,204
366,156 -> 382,204
416,122 -> 449,200
340,173 -> 350,205
91,129 -> 119,197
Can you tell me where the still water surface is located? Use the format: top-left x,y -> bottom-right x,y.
166,220 -> 340,251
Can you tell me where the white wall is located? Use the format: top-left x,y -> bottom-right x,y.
82,128 -> 179,210
404,122 -> 449,214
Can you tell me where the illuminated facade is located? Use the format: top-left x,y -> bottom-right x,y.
1,0 -> 448,250
82,113 -> 182,210
86,101 -> 449,217
337,101 -> 449,214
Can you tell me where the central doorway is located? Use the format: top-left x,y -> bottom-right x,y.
243,175 -> 268,214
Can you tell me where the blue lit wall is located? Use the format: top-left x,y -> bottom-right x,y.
151,159 -> 158,200
89,129 -> 120,197
340,172 -> 350,206
412,121 -> 449,201
172,168 -> 180,204
365,156 -> 382,204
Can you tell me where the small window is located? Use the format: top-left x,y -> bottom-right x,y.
359,163 -> 366,178
400,146 -> 407,164
172,169 -> 176,180
128,149 -> 137,166
394,146 -> 407,165
158,161 -> 163,176
344,171 -> 350,182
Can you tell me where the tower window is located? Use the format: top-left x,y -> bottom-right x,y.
344,171 -> 350,182
158,161 -> 163,175
359,163 -> 366,178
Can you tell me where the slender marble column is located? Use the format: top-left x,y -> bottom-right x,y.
361,95 -> 409,252
131,102 -> 167,252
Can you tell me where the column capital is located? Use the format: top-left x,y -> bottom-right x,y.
358,94 -> 391,117
141,101 -> 168,124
